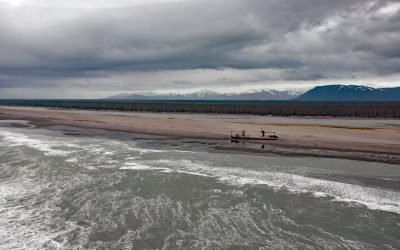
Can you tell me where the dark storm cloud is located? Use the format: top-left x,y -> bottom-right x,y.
0,0 -> 400,93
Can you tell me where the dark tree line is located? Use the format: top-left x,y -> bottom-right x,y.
0,100 -> 399,118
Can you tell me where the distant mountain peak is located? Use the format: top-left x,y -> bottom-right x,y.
297,84 -> 400,101
191,89 -> 219,98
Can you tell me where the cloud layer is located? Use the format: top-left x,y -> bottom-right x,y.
0,0 -> 399,98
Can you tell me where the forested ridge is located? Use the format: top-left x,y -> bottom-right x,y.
0,100 -> 399,118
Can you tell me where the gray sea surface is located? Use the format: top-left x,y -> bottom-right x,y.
0,120 -> 399,249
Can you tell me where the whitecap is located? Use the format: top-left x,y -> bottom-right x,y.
139,158 -> 400,214
120,162 -> 168,171
0,130 -> 79,156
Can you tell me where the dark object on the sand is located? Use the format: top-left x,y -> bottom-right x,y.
230,131 -> 279,140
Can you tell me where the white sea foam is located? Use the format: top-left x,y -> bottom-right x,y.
223,172 -> 400,214
119,159 -> 210,177
175,170 -> 211,177
139,158 -> 400,214
0,130 -> 79,156
0,178 -> 76,249
120,162 -> 167,171
126,156 -> 141,160
66,157 -> 78,163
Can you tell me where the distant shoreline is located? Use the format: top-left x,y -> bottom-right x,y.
1,106 -> 399,165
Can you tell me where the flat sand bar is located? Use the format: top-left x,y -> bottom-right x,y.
0,106 -> 399,155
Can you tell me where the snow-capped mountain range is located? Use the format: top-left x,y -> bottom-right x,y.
108,88 -> 307,100
107,85 -> 400,101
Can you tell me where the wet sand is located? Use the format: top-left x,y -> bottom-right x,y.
0,106 -> 399,158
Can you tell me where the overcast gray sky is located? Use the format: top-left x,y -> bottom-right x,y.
0,0 -> 399,98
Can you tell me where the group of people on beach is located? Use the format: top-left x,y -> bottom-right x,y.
240,128 -> 266,137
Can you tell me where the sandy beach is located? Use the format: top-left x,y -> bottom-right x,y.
0,106 -> 400,157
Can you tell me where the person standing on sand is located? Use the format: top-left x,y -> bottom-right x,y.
241,130 -> 246,136
261,128 -> 265,137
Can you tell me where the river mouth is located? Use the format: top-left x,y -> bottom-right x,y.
0,120 -> 399,249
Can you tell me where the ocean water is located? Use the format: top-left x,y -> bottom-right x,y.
0,120 -> 399,249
